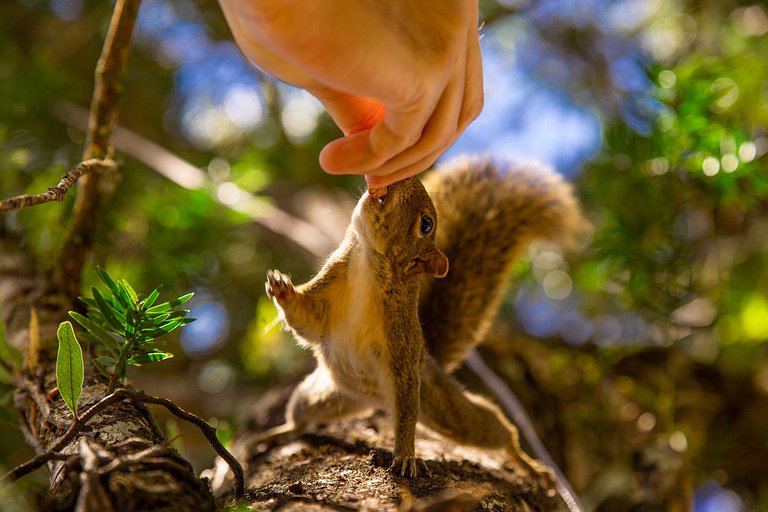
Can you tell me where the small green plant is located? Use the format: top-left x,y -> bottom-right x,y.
55,321 -> 84,418
64,266 -> 195,394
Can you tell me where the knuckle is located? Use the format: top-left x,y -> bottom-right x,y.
459,96 -> 484,130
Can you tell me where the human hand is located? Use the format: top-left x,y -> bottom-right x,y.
218,0 -> 483,187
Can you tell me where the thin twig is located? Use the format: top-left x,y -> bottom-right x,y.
22,378 -> 70,430
98,448 -> 190,476
465,350 -> 585,512
53,0 -> 142,299
133,390 -> 245,499
3,387 -> 245,499
0,159 -> 116,213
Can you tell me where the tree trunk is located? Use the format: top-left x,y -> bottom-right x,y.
206,379 -> 560,512
0,231 -> 216,511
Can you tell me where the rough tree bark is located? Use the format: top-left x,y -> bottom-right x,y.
0,231 -> 217,511
0,1 -> 219,510
206,379 -> 562,512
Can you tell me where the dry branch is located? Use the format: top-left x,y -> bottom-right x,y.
53,0 -> 141,299
0,1 -> 227,509
3,387 -> 244,499
0,159 -> 116,213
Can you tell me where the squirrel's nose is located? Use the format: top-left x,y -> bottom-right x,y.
368,186 -> 387,206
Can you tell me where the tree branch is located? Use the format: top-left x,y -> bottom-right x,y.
3,387 -> 245,500
465,350 -> 585,512
0,159 -> 116,213
53,0 -> 142,299
133,390 -> 245,499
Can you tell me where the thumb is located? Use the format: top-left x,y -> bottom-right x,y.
311,89 -> 386,135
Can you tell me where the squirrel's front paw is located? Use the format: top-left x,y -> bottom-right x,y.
389,455 -> 430,478
265,269 -> 295,306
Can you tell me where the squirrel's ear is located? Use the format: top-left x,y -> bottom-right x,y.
421,248 -> 449,278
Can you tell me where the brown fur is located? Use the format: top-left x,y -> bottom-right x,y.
420,157 -> 587,371
263,158 -> 584,486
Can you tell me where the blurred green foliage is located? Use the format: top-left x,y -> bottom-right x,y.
0,0 -> 766,510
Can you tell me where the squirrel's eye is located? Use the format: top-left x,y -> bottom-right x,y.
419,214 -> 433,236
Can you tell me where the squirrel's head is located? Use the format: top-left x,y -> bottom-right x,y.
352,177 -> 449,279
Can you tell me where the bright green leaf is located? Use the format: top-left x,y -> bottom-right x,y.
93,288 -> 125,333
146,312 -> 171,325
114,280 -> 131,305
127,351 -> 174,366
120,279 -> 139,305
146,292 -> 194,314
95,266 -> 121,300
125,308 -> 137,336
142,286 -> 163,311
56,322 -> 84,419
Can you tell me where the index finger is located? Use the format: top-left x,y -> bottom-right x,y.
318,86 -> 442,175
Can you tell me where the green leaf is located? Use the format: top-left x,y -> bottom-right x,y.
93,287 -> 125,333
127,351 -> 174,366
119,279 -> 139,305
78,333 -> 119,358
113,281 -> 132,309
144,312 -> 171,325
79,297 -> 98,309
142,285 -> 162,311
165,310 -> 191,320
56,322 -> 84,419
146,292 -> 194,314
125,308 -> 137,336
94,355 -> 116,367
95,266 -> 121,300
120,279 -> 139,305
92,357 -> 112,379
142,318 -> 194,339
69,311 -> 123,354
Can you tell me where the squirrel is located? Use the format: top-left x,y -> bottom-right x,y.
262,156 -> 585,489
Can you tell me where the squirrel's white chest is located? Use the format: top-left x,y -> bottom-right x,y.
322,256 -> 391,398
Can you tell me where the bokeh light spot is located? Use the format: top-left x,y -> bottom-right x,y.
637,411 -> 657,432
543,270 -> 573,300
702,157 -> 720,176
738,141 -> 756,162
181,298 -> 230,356
223,85 -> 263,130
280,89 -> 324,143
216,182 -> 243,206
658,69 -> 677,88
721,154 -> 738,173
669,430 -> 688,453
694,481 -> 747,512
197,359 -> 235,394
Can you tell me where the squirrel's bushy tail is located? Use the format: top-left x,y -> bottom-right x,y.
419,157 -> 587,372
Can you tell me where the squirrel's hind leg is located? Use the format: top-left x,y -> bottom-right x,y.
258,365 -> 367,445
418,358 -> 555,491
